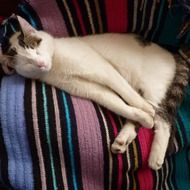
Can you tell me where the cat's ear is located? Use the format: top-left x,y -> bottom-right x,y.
16,15 -> 37,37
15,15 -> 42,47
0,55 -> 15,75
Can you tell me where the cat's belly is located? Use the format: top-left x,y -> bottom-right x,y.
140,64 -> 176,105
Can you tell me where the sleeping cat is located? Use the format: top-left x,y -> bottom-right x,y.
0,16 -> 189,170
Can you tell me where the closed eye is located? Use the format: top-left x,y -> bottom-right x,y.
8,47 -> 17,56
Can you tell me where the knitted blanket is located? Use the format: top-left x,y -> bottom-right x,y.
0,1 -> 190,190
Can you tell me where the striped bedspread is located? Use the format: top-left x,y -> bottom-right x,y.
0,0 -> 190,189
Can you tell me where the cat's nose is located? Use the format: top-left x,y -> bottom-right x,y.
36,61 -> 46,68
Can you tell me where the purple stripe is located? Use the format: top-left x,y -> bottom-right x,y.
72,97 -> 104,190
0,75 -> 34,190
30,0 -> 69,37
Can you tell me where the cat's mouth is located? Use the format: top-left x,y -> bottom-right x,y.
36,63 -> 49,71
34,60 -> 49,71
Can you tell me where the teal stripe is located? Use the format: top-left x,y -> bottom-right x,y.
62,92 -> 78,190
3,25 -> 7,36
185,31 -> 190,44
10,23 -> 16,33
151,0 -> 165,40
19,5 -> 37,28
175,120 -> 184,148
42,83 -> 58,190
174,148 -> 190,190
178,86 -> 190,144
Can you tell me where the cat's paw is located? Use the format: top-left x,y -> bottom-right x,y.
111,128 -> 137,154
148,149 -> 165,170
143,103 -> 155,118
136,110 -> 154,128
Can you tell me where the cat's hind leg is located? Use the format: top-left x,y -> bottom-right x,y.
148,115 -> 171,170
92,66 -> 155,117
111,121 -> 137,153
63,78 -> 154,128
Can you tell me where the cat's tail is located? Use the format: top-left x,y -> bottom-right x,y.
165,52 -> 190,123
157,52 -> 190,154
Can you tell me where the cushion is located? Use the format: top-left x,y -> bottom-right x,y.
0,1 -> 190,190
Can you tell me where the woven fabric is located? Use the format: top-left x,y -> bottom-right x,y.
0,1 -> 190,190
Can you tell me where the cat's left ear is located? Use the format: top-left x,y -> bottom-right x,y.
0,55 -> 15,75
16,15 -> 37,36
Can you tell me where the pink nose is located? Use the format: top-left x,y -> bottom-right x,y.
36,61 -> 46,68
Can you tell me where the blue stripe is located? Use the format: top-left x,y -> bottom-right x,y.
0,75 -> 34,190
151,0 -> 165,40
62,92 -> 78,190
19,5 -> 37,28
42,83 -> 58,190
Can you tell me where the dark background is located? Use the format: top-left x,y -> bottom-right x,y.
0,0 -> 20,16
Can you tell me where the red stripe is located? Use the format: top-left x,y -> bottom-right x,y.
138,167 -> 154,190
105,0 -> 128,32
72,0 -> 87,35
137,128 -> 154,190
0,16 -> 5,24
107,112 -> 123,190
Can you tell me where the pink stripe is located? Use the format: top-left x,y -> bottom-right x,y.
107,112 -> 123,190
30,0 -> 68,37
72,97 -> 104,190
137,128 -> 154,190
52,87 -> 68,189
105,0 -> 128,32
32,81 -> 47,190
72,0 -> 87,35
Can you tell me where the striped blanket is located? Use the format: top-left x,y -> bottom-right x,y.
0,0 -> 190,189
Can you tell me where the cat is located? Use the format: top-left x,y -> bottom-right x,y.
0,16 -> 189,170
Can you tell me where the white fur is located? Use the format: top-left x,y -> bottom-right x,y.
7,31 -> 177,170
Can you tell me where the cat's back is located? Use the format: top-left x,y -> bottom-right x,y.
81,33 -> 175,70
81,33 -> 143,57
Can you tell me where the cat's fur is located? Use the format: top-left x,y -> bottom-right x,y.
0,16 -> 189,170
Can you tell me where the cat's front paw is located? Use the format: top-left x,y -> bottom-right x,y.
111,127 -> 137,154
143,102 -> 155,118
148,148 -> 165,170
135,110 -> 154,128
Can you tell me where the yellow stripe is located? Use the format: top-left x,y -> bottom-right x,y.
132,141 -> 138,190
62,0 -> 78,36
94,0 -> 103,33
84,0 -> 96,34
132,141 -> 138,169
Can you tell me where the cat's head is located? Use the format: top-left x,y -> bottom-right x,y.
0,15 -> 54,79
